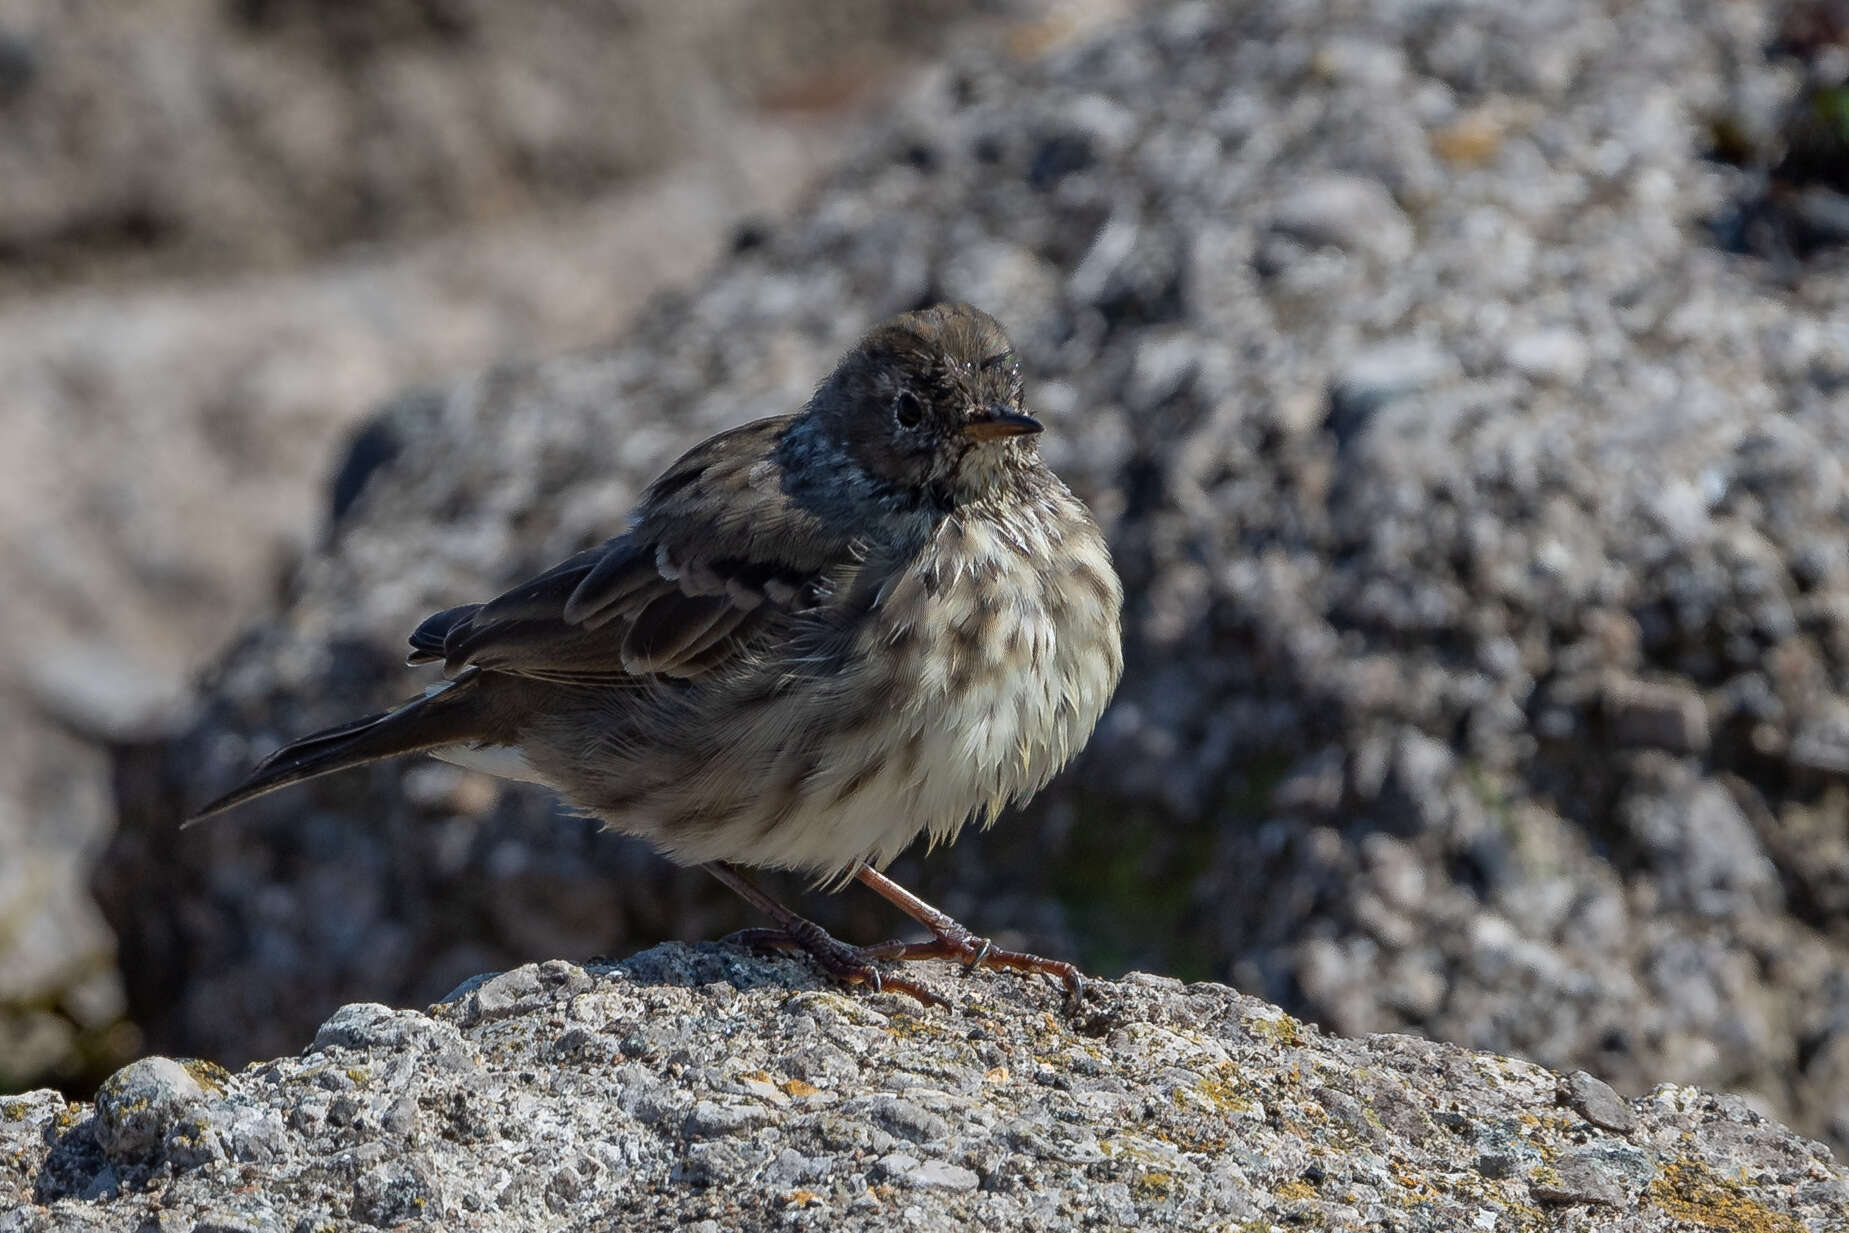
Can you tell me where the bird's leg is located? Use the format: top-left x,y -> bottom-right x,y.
706,864 -> 946,1008
853,864 -> 1088,1005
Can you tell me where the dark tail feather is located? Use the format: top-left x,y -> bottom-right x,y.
185,671 -> 491,825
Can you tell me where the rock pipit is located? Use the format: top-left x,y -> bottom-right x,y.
190,303 -> 1124,1006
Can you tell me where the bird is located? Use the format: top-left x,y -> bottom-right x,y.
188,302 -> 1124,1007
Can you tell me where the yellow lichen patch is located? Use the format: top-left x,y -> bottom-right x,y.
883,1012 -> 953,1042
782,991 -> 889,1028
1148,1123 -> 1230,1155
1274,1179 -> 1317,1201
182,1058 -> 231,1093
1,1101 -> 27,1121
781,1079 -> 819,1099
1432,109 -> 1506,165
1647,1161 -> 1806,1233
1102,1131 -> 1195,1188
163,1116 -> 214,1157
1244,1012 -> 1303,1048
1195,1063 -> 1253,1115
345,1066 -> 371,1086
1132,1171 -> 1175,1202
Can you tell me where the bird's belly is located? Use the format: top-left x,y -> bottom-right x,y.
575,505 -> 1122,883
706,625 -> 1071,880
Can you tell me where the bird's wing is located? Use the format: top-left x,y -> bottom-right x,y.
408,416 -> 862,683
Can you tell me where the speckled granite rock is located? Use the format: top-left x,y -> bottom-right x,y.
100,0 -> 1849,1166
4,945 -> 1846,1231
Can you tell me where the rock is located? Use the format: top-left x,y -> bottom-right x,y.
92,1057 -> 207,1164
1605,677 -> 1710,755
684,1100 -> 772,1140
4,946 -> 1846,1231
1529,1145 -> 1650,1208
1617,765 -> 1781,918
0,827 -> 124,1090
1326,339 -> 1460,444
856,1095 -> 951,1145
1269,174 -> 1415,263
1378,730 -> 1459,834
20,644 -> 193,743
452,959 -> 596,1026
1504,328 -> 1591,385
1789,698 -> 1849,775
1560,1069 -> 1639,1134
902,1160 -> 980,1190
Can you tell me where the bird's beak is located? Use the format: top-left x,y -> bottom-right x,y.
963,407 -> 1043,442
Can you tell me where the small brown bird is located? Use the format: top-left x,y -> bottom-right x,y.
190,303 -> 1124,1006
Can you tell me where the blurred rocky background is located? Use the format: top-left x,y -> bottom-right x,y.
13,0 -> 1849,1170
0,0 -> 1132,1097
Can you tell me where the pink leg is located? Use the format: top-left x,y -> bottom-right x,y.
854,865 -> 1088,1005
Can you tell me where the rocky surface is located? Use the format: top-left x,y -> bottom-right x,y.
4,944 -> 1847,1231
0,0 -> 1126,1093
92,0 -> 1849,1168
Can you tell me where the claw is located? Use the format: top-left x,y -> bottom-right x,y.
877,974 -> 950,1009
851,864 -> 1088,1012
728,925 -> 945,1008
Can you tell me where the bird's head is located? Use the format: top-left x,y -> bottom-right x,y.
808,303 -> 1040,506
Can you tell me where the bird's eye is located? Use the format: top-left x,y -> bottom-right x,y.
892,389 -> 924,428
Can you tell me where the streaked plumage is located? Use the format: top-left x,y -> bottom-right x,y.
192,303 -> 1123,1003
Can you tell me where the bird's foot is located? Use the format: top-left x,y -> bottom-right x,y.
725,925 -> 948,1009
863,927 -> 1088,1009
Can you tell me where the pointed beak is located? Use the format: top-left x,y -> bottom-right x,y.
962,407 -> 1043,442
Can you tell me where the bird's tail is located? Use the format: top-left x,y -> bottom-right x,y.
185,671 -> 495,825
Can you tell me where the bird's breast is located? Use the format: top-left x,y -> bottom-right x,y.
858,490 -> 1124,845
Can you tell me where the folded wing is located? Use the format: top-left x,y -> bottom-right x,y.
407,416 -> 859,683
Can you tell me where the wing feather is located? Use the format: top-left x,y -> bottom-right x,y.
405,415 -> 857,685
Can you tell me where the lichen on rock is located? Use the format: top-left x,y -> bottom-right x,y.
3,946 -> 1846,1231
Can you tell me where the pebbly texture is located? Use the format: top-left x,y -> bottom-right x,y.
100,0 -> 1849,1164
4,944 -> 1847,1231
